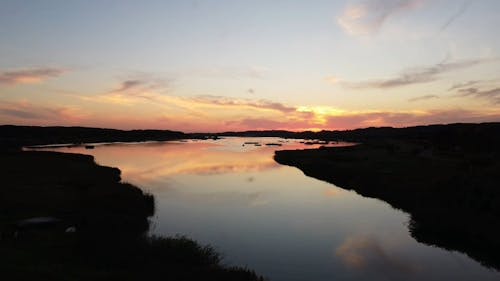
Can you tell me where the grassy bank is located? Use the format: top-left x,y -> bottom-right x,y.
0,150 -> 264,281
275,140 -> 500,270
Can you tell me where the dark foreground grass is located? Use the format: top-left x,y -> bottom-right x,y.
0,150 -> 264,281
1,233 -> 263,281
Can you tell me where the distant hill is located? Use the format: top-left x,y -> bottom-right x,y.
0,125 -> 186,149
2,122 -> 500,151
218,122 -> 500,152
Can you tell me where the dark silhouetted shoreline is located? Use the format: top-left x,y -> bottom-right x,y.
274,123 -> 500,270
0,125 -> 187,149
2,122 -> 500,276
0,150 -> 264,280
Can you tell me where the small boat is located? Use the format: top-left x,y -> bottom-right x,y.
85,145 -> 95,149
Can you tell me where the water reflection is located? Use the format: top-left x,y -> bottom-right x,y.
336,235 -> 419,276
35,138 -> 500,281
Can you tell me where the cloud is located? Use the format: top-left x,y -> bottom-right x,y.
324,75 -> 340,85
0,68 -> 65,85
408,94 -> 439,102
338,0 -> 473,36
110,76 -> 170,93
66,77 -> 500,131
224,109 -> 327,131
0,101 -> 87,125
338,0 -> 424,36
82,76 -> 176,106
457,87 -> 500,104
345,58 -> 498,89
112,80 -> 146,92
325,109 -> 500,129
336,235 -> 418,276
0,108 -> 42,119
448,80 -> 480,91
449,78 -> 500,104
225,118 -> 310,131
192,95 -> 297,114
440,0 -> 472,32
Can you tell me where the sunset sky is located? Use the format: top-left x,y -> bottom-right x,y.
1,0 -> 500,132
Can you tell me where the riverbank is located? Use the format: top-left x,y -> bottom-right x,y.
274,140 -> 500,270
0,150 -> 264,280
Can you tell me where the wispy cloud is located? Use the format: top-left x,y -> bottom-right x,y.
440,0 -> 472,32
70,77 -> 500,131
448,80 -> 480,91
83,77 -> 175,106
345,58 -> 498,89
449,78 -> 500,104
325,109 -> 500,129
0,68 -> 65,85
0,101 -> 87,124
408,94 -> 439,102
0,108 -> 42,119
337,0 -> 424,36
192,95 -> 297,114
110,76 -> 170,93
457,87 -> 500,104
112,80 -> 146,92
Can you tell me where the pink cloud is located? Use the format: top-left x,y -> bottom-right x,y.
0,101 -> 87,125
326,109 -> 500,130
0,68 -> 65,85
338,0 -> 424,36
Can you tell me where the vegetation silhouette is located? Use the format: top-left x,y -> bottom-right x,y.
0,150 -> 264,280
274,122 -> 500,270
0,125 -> 187,149
2,122 -> 500,276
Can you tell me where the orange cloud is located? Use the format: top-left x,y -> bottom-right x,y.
192,95 -> 297,114
4,74 -> 500,133
225,117 -> 319,131
0,68 -> 65,85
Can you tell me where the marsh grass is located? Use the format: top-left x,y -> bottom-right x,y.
275,140 -> 500,270
0,150 -> 265,281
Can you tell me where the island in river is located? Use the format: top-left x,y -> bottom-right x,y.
0,149 -> 264,281
274,122 -> 500,270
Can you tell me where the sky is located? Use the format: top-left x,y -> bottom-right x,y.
1,0 -> 500,132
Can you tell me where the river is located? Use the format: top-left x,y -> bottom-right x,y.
35,137 -> 500,281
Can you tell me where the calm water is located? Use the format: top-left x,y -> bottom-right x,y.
37,138 -> 499,281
